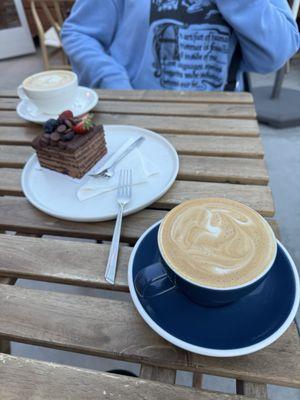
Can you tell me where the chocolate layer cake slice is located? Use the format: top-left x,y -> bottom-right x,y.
32,111 -> 107,179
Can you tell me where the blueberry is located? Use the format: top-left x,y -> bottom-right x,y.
43,119 -> 58,134
63,131 -> 75,141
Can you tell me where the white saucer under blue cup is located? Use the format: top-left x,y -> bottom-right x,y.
128,221 -> 300,357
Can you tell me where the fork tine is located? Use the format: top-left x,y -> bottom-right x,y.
128,169 -> 132,198
125,169 -> 128,197
117,170 -> 122,197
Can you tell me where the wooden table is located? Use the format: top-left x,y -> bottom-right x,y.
0,89 -> 298,400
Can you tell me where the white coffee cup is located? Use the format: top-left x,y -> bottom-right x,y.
18,70 -> 78,115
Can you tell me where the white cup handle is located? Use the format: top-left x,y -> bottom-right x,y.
17,85 -> 28,100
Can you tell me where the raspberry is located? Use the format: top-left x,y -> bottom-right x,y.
59,110 -> 74,120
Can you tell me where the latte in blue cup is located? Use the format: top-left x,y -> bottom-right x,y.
136,198 -> 277,307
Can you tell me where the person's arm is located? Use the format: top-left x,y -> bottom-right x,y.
61,0 -> 132,89
215,0 -> 300,73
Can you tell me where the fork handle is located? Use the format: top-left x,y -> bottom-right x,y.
105,204 -> 124,284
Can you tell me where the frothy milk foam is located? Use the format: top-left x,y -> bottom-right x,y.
24,71 -> 74,91
158,198 -> 276,288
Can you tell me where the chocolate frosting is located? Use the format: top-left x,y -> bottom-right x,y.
32,125 -> 105,153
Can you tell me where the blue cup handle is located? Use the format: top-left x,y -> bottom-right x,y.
134,262 -> 176,299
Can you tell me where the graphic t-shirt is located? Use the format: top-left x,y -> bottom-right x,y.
147,0 -> 232,90
61,0 -> 300,90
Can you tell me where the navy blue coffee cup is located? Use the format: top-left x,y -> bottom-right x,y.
134,221 -> 277,307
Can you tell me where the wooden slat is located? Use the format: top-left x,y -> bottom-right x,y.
0,127 -> 264,158
165,134 -> 264,158
80,114 -> 260,137
0,146 -> 33,167
0,98 -> 256,119
0,217 -> 280,289
93,101 -> 257,119
0,168 -> 274,202
140,365 -> 176,384
178,155 -> 268,185
0,89 -> 254,104
0,98 -> 19,110
0,234 -> 130,290
236,381 -> 267,399
0,126 -> 39,144
0,355 -> 254,400
0,197 -> 166,241
193,373 -> 203,389
0,111 -> 259,136
0,285 -> 298,387
0,91 -> 18,98
0,185 -> 274,242
0,148 -> 269,185
96,90 -> 254,104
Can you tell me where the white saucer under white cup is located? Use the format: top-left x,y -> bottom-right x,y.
17,86 -> 99,124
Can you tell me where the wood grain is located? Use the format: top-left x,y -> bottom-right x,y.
0,187 -> 274,242
140,365 -> 176,384
193,373 -> 203,389
0,285 -> 298,387
0,89 -> 254,103
78,101 -> 257,119
0,111 -> 259,136
96,90 -> 254,105
0,126 -> 39,144
236,381 -> 267,399
0,168 -> 275,212
164,135 -> 264,158
0,91 -> 18,98
0,354 -> 253,400
0,127 -> 264,158
0,234 -> 130,290
0,146 -> 33,167
0,98 -> 257,119
0,149 -> 269,185
0,216 -> 279,289
178,155 -> 268,185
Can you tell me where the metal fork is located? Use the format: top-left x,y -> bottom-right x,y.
105,169 -> 132,284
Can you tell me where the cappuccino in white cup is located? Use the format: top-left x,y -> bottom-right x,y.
18,70 -> 78,115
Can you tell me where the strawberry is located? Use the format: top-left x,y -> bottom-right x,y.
73,114 -> 94,134
59,110 -> 74,120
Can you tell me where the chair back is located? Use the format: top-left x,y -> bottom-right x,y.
30,0 -> 72,70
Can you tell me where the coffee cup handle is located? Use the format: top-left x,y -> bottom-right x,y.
17,85 -> 28,100
134,262 -> 176,299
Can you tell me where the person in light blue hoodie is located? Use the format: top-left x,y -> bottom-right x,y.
61,0 -> 300,91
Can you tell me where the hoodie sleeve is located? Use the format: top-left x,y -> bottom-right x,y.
61,0 -> 132,89
215,0 -> 300,73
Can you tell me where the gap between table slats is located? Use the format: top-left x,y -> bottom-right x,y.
0,284 -> 298,388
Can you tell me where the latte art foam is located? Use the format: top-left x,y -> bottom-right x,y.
158,198 -> 276,288
24,71 -> 74,90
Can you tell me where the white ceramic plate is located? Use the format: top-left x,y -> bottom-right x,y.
16,86 -> 98,124
21,125 -> 179,222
